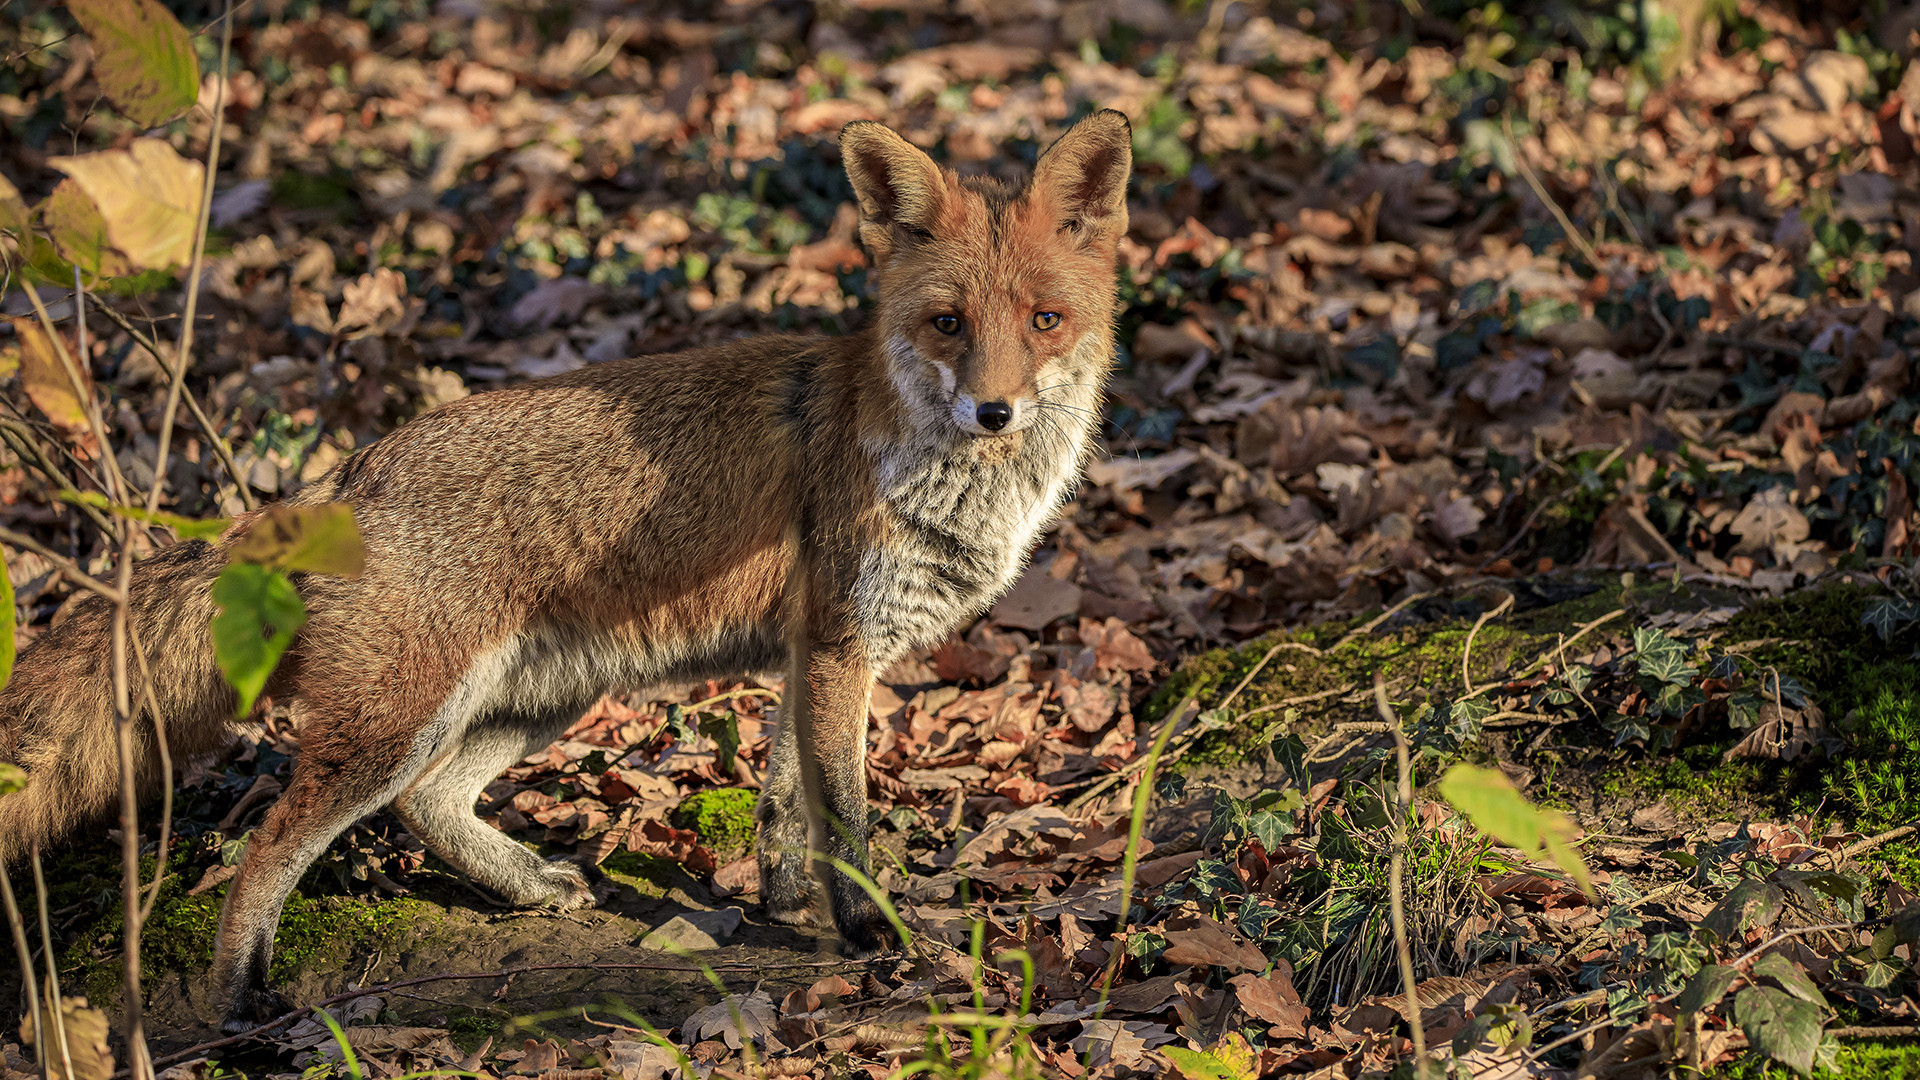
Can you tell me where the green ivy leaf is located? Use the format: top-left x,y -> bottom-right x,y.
210,562 -> 307,717
1247,810 -> 1293,851
1645,931 -> 1707,977
697,710 -> 742,766
1702,879 -> 1784,944
67,0 -> 200,128
1752,953 -> 1825,1006
1187,859 -> 1240,902
1733,985 -> 1823,1076
1675,965 -> 1740,1014
1861,596 -> 1918,643
1270,732 -> 1308,793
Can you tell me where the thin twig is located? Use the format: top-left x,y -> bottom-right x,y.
1832,1025 -> 1920,1038
1503,115 -> 1602,270
1840,819 -> 1920,860
1217,639 -> 1317,715
1480,442 -> 1630,568
87,302 -> 255,511
19,277 -> 132,506
1329,591 -> 1436,653
145,0 -> 231,517
1230,684 -> 1349,724
0,419 -> 115,532
1463,607 -> 1627,701
0,862 -> 46,1080
0,526 -> 122,602
686,685 -> 781,712
1378,677 -> 1427,1079
30,845 -> 76,1080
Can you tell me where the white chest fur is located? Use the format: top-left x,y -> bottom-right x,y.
853,346 -> 1104,666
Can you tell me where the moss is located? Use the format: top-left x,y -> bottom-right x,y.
54,842 -> 440,1009
268,895 -> 438,979
599,851 -> 698,899
1711,1039 -> 1920,1078
1160,599 -> 1566,772
447,1011 -> 512,1052
672,788 -> 759,859
1717,583 -> 1905,718
1599,744 -> 1770,819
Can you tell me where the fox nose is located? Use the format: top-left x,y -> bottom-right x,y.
976,401 -> 1012,431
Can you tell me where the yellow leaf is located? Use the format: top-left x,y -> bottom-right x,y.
10,318 -> 98,457
49,139 -> 204,272
230,503 -> 366,576
42,180 -> 135,280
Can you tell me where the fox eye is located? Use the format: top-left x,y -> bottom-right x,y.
932,315 -> 962,335
1032,311 -> 1061,331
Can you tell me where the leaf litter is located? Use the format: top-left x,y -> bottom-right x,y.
3,1 -> 1920,1078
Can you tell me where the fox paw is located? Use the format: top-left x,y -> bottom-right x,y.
221,985 -> 294,1034
765,902 -> 828,929
540,860 -> 605,912
836,903 -> 893,960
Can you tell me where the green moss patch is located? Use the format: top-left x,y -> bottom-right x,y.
672,788 -> 758,859
599,851 -> 697,899
45,840 -> 440,1010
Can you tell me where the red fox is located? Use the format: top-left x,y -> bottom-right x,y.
0,110 -> 1131,1029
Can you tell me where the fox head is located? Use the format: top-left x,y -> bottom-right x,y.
840,110 -> 1132,440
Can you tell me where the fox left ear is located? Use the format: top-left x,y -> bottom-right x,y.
1031,109 -> 1132,247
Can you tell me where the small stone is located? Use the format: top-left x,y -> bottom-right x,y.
638,907 -> 744,952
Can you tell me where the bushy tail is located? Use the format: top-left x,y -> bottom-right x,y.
0,539 -> 238,864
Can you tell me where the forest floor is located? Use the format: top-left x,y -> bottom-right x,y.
4,0 -> 1920,1078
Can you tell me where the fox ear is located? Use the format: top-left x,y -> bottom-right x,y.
840,121 -> 947,261
1031,109 -> 1132,247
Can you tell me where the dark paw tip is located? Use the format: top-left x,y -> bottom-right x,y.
222,987 -> 293,1033
837,910 -> 894,959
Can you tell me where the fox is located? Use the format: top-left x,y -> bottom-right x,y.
0,109 -> 1132,1030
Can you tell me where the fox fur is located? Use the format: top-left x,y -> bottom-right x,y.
0,109 -> 1132,1029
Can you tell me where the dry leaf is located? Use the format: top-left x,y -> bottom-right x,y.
50,139 -> 205,271
11,318 -> 98,457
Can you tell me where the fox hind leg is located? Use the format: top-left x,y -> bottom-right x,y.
392,710 -> 600,909
212,758 -> 421,1031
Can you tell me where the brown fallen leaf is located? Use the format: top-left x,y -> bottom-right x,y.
1229,967 -> 1310,1040
1161,914 -> 1269,973
991,563 -> 1084,631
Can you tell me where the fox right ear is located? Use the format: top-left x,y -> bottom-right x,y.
840,121 -> 948,262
